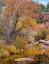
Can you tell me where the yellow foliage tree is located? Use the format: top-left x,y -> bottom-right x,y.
8,45 -> 17,54
20,16 -> 37,26
14,36 -> 28,51
24,45 -> 45,58
0,49 -> 10,57
15,16 -> 37,31
16,21 -> 23,31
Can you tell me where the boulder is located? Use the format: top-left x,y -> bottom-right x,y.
45,41 -> 49,45
40,44 -> 47,49
14,58 -> 34,62
39,40 -> 46,44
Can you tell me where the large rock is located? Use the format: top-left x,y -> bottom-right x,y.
40,44 -> 48,49
14,58 -> 34,62
39,40 -> 46,44
45,41 -> 49,45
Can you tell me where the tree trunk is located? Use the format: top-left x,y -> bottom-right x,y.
9,13 -> 19,37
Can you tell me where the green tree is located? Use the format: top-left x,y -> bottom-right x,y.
46,2 -> 49,9
39,3 -> 46,9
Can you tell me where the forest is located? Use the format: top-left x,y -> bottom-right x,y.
0,0 -> 49,64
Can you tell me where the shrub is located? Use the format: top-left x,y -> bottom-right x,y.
41,28 -> 48,39
35,28 -> 48,41
46,35 -> 49,40
1,50 -> 10,58
15,36 -> 28,50
34,54 -> 49,64
24,45 -> 45,58
33,24 -> 46,32
8,45 -> 16,54
37,19 -> 44,24
35,31 -> 42,41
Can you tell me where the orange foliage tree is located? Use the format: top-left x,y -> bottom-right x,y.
33,24 -> 46,32
2,0 -> 39,44
1,0 -> 39,38
2,0 -> 39,20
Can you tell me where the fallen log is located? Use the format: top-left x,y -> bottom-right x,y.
14,58 -> 34,62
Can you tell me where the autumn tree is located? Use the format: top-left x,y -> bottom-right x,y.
1,0 -> 40,44
46,2 -> 49,9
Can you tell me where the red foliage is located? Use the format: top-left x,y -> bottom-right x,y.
2,0 -> 40,20
32,24 -> 46,32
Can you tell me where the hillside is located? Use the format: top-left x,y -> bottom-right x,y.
0,0 -> 49,64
